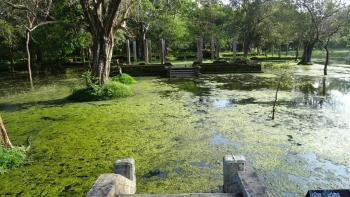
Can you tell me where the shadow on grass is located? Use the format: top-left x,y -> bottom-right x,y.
0,98 -> 71,112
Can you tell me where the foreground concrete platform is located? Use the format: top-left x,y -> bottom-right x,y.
87,154 -> 269,197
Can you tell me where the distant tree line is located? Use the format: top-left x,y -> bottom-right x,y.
0,0 -> 349,85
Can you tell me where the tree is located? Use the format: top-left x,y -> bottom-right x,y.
319,6 -> 349,75
0,19 -> 20,73
0,114 -> 13,149
229,0 -> 271,56
80,0 -> 136,86
2,0 -> 56,89
296,0 -> 346,65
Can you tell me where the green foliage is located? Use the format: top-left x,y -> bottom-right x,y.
68,71 -> 133,101
111,73 -> 136,85
166,54 -> 177,62
263,62 -> 293,70
102,81 -> 132,98
0,146 -> 26,173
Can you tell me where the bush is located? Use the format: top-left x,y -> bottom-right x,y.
68,85 -> 102,101
68,72 -> 133,101
111,73 -> 136,85
262,62 -> 293,70
101,81 -> 132,98
0,146 -> 26,173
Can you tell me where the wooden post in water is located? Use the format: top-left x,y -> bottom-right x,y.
160,39 -> 166,65
144,38 -> 149,64
133,40 -> 137,63
126,39 -> 131,65
197,37 -> 203,63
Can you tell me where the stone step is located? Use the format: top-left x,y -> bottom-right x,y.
118,193 -> 237,197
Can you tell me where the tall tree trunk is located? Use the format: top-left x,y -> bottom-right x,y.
126,39 -> 131,65
143,38 -> 149,64
0,114 -> 13,149
82,48 -> 86,64
324,39 -> 330,76
9,44 -> 15,73
211,36 -> 215,61
148,40 -> 152,63
197,37 -> 203,63
300,41 -> 315,64
232,37 -> 237,62
322,77 -> 326,96
133,41 -> 137,63
295,45 -> 299,61
91,34 -> 114,85
278,45 -> 281,58
160,39 -> 166,65
243,39 -> 250,57
25,30 -> 34,89
215,38 -> 220,60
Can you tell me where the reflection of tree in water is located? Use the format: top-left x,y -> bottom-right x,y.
295,76 -> 350,110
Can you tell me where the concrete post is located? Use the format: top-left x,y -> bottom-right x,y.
215,38 -> 220,60
232,37 -> 237,62
126,39 -> 131,65
197,37 -> 203,63
223,154 -> 246,194
211,36 -> 215,61
113,158 -> 135,181
148,39 -> 152,63
160,39 -> 166,65
144,38 -> 149,64
87,158 -> 136,197
133,41 -> 137,63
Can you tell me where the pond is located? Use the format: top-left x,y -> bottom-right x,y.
0,60 -> 349,196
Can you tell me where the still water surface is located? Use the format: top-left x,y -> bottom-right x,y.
0,60 -> 350,196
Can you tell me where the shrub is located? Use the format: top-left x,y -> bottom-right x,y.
263,62 -> 293,70
111,73 -> 136,85
68,85 -> 102,101
0,146 -> 26,173
68,72 -> 133,101
101,81 -> 132,98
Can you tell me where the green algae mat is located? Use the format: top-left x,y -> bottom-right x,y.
1,64 -> 350,196
0,78 -> 226,196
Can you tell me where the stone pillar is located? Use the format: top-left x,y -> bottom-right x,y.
133,41 -> 137,63
126,39 -> 131,65
87,158 -> 136,197
232,37 -> 237,62
197,37 -> 203,63
160,39 -> 166,65
215,38 -> 220,60
113,158 -> 136,181
148,39 -> 152,63
211,36 -> 215,61
223,154 -> 246,194
144,38 -> 149,64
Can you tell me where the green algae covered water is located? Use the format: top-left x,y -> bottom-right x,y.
0,61 -> 350,196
